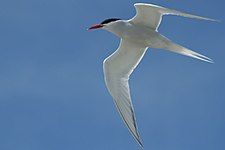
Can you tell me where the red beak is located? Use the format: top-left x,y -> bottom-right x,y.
88,24 -> 103,30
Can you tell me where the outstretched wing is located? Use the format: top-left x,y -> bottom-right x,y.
130,3 -> 217,30
103,39 -> 147,147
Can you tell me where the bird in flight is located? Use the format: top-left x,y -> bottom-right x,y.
88,3 -> 216,148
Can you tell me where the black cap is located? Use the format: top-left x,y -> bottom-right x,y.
101,18 -> 121,25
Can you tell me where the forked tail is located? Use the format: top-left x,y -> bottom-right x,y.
163,41 -> 213,63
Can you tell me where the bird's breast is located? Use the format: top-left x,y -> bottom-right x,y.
121,24 -> 160,46
106,21 -> 165,47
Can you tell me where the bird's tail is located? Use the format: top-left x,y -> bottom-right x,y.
162,40 -> 213,63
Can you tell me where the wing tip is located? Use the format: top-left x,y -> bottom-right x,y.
130,129 -> 144,148
136,136 -> 144,149
115,102 -> 144,148
130,126 -> 144,148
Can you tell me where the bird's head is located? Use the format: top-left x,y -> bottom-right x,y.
88,18 -> 121,30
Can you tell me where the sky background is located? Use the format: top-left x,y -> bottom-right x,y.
0,0 -> 224,150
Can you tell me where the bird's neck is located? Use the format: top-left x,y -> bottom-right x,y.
104,20 -> 129,38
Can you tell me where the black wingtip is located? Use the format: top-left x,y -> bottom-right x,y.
134,133 -> 144,149
138,140 -> 144,149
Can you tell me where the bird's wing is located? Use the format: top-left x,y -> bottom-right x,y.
103,39 -> 147,147
130,3 -> 217,30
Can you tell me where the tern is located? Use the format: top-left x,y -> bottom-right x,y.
88,3 -> 216,148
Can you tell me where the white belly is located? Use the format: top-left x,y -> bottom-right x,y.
121,23 -> 168,48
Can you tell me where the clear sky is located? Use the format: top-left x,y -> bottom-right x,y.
0,0 -> 224,150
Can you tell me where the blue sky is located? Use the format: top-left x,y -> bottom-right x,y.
0,0 -> 224,149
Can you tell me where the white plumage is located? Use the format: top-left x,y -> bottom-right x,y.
89,3 -> 217,148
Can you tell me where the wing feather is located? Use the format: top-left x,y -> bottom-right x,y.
130,3 -> 217,30
103,39 -> 147,147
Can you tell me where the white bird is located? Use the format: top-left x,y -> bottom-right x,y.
88,3 -> 216,148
